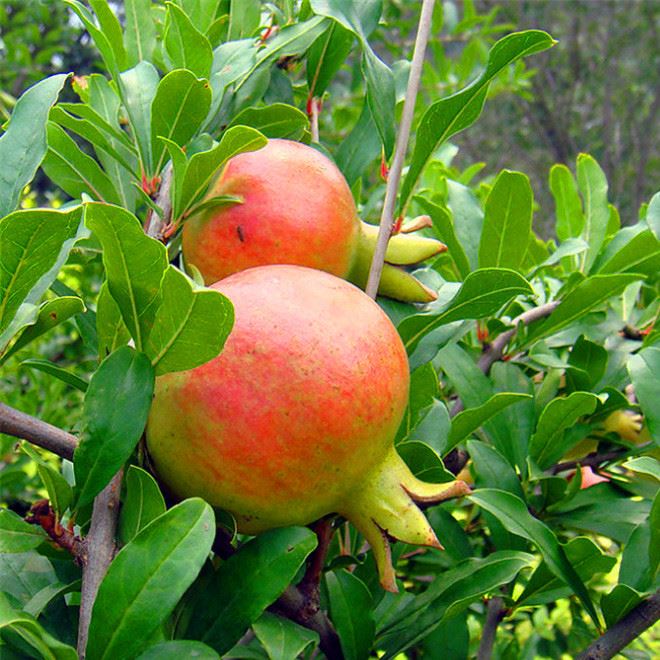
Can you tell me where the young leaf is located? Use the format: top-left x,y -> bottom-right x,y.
252,612 -> 319,660
0,73 -> 68,217
0,207 -> 85,351
74,347 -> 155,508
163,3 -> 213,79
184,527 -> 317,654
0,510 -> 47,553
85,203 -> 168,351
86,498 -> 215,660
326,570 -> 375,660
577,154 -> 610,273
549,163 -> 584,241
478,170 -> 533,272
118,465 -> 166,544
124,0 -> 158,66
145,266 -> 234,375
399,30 -> 554,210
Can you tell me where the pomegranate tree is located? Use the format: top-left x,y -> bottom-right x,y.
146,265 -> 468,590
182,139 -> 445,303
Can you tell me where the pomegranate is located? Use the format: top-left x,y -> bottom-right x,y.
146,265 -> 467,591
181,139 -> 445,303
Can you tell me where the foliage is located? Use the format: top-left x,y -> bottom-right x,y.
0,1 -> 658,659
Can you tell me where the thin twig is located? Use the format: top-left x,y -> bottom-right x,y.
143,163 -> 173,241
365,0 -> 436,299
26,500 -> 85,560
477,597 -> 505,660
551,448 -> 631,475
577,590 -> 660,660
309,97 -> 320,143
0,402 -> 77,460
77,470 -> 123,658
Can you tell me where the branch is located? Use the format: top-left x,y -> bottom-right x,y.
143,164 -> 173,241
0,402 -> 77,461
309,97 -> 320,143
551,448 -> 631,475
77,471 -> 123,659
477,597 -> 505,660
577,590 -> 660,660
365,0 -> 436,299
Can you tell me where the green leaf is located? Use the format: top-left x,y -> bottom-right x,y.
252,612 -> 319,660
623,457 -> 660,481
177,125 -> 267,218
549,163 -> 584,241
601,584 -> 644,628
164,3 -> 213,79
0,510 -> 47,553
20,358 -> 88,392
96,282 -> 131,359
469,489 -> 601,628
408,399 -> 451,457
119,62 -> 160,174
118,465 -> 166,544
397,363 -> 439,442
0,207 -> 85,352
646,192 -> 660,239
86,498 -> 215,660
335,99 -> 381,185
1,296 -> 84,363
228,104 -> 309,140
185,527 -> 317,654
516,536 -> 616,607
627,346 -> 660,442
327,570 -> 375,660
0,592 -> 77,660
398,268 -> 533,354
88,0 -> 127,70
526,274 -> 643,343
85,203 -> 168,351
227,0 -> 261,40
124,0 -> 157,66
399,440 -> 455,483
151,70 -> 212,176
21,443 -> 75,516
74,347 -> 155,508
434,343 -> 494,409
307,22 -> 354,97
577,154 -> 610,273
566,335 -> 608,391
529,392 -> 599,469
145,266 -> 233,375
378,551 -> 534,657
448,393 -> 532,451
0,74 -> 68,217
446,179 -> 484,272
399,30 -> 554,209
478,170 -> 533,272
468,440 -> 525,498
136,641 -> 220,660
594,227 -> 660,278
619,514 -> 656,592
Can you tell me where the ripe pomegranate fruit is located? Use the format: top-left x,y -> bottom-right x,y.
182,139 -> 445,303
146,265 -> 467,590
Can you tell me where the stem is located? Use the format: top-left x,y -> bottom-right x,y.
143,163 -> 173,241
0,402 -> 77,460
365,0 -> 436,299
77,470 -> 123,658
577,590 -> 660,660
299,518 -> 334,598
551,448 -> 631,475
310,97 -> 320,143
477,597 -> 504,660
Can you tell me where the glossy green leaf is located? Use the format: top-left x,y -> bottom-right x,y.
0,74 -> 67,217
1,296 -> 84,363
21,443 -> 75,516
252,612 -> 318,660
327,570 -> 374,660
567,335 -> 608,391
627,346 -> 660,442
87,498 -> 215,660
74,347 -> 155,507
526,274 -> 642,343
378,551 -> 534,657
136,641 -> 220,659
448,393 -> 531,450
399,30 -> 554,209
408,399 -> 451,456
88,0 -> 127,70
516,537 -> 616,607
0,553 -> 57,606
177,125 -> 267,218
577,154 -> 610,272
151,70 -> 212,176
124,0 -> 158,66
470,489 -> 600,628
550,163 -> 584,241
119,61 -> 160,173
619,516 -> 655,593
20,358 -> 88,392
227,0 -> 261,40
601,584 -> 644,629
145,266 -> 233,375
529,392 -> 599,469
185,527 -> 317,654
399,268 -> 533,354
623,457 -> 660,481
646,192 -> 660,238
228,104 -> 309,140
434,343 -> 494,409
468,440 -> 524,498
335,99 -> 381,185
0,207 -> 85,351
594,227 -> 660,277
398,441 -> 454,483
307,22 -> 354,97
0,510 -> 47,553
398,363 -> 439,442
85,203 -> 168,351
446,178 -> 484,271
96,282 -> 131,359
164,3 -> 213,79
118,465 -> 166,544
478,170 -> 533,271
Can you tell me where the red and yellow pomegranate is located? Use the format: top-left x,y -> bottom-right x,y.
182,138 -> 445,303
146,265 -> 467,590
